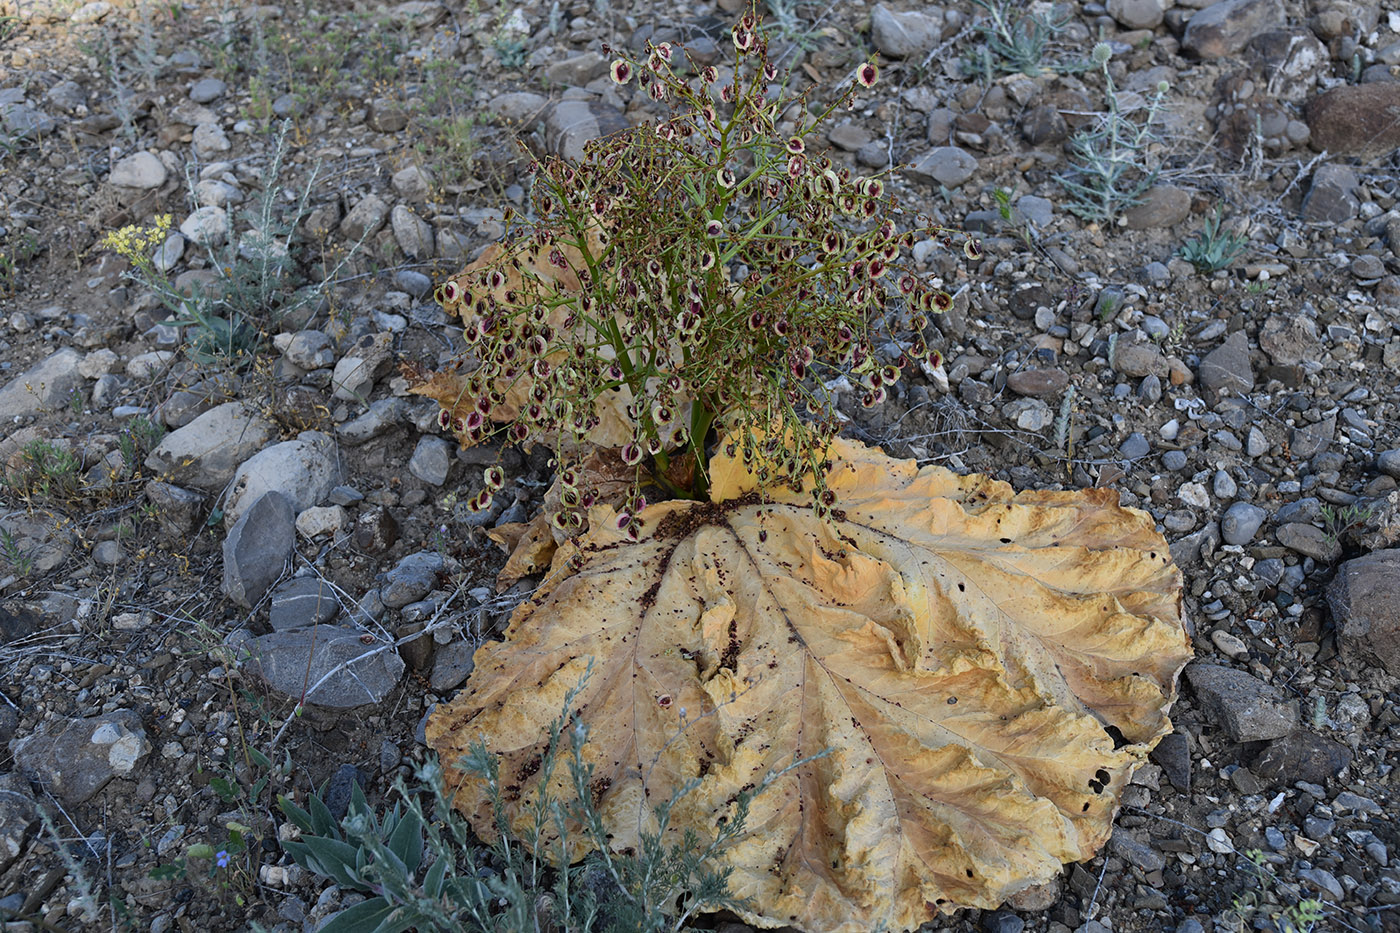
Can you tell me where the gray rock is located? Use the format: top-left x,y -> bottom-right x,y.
224,431 -> 341,527
1276,522 -> 1341,562
1328,549 -> 1400,671
222,492 -> 296,608
1122,186 -> 1191,230
1015,195 -> 1054,228
544,100 -> 628,162
1108,0 -> 1165,29
1378,449 -> 1400,479
1185,663 -> 1298,742
1150,731 -> 1191,791
1138,373 -> 1163,403
1301,163 -> 1360,224
391,0 -> 446,27
1246,426 -> 1269,457
366,97 -> 409,132
340,194 -> 390,242
391,204 -> 434,260
1252,731 -> 1353,786
1006,369 -> 1070,398
9,710 -> 151,806
45,80 -> 86,112
396,270 -> 433,297
353,507 -> 400,555
0,348 -> 83,418
408,435 -> 454,485
145,400 -> 274,490
1289,414 -> 1336,460
92,540 -> 124,566
279,330 -> 335,370
0,772 -> 37,868
1258,314 -> 1319,365
1162,450 -> 1188,471
337,398 -> 407,446
245,626 -> 404,707
1109,830 -> 1166,872
981,910 -> 1025,933
1113,341 -> 1169,378
1353,254 -> 1386,279
1213,470 -> 1237,500
1120,433 -> 1151,459
269,577 -> 341,631
391,165 -> 433,202
430,639 -> 476,692
109,151 -> 167,189
1197,330 -> 1253,402
191,122 -> 231,160
1221,502 -> 1266,545
1182,0 -> 1286,59
189,77 -> 226,103
179,205 -> 230,247
381,552 -> 443,609
489,91 -> 549,123
869,3 -> 942,58
905,146 -> 978,188
330,332 -> 394,402
544,51 -> 607,86
0,510 -> 74,574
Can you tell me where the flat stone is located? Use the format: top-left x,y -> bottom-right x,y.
1182,0 -> 1286,59
1108,0 -> 1165,29
0,772 -> 37,867
391,165 -> 433,202
430,639 -> 476,692
544,50 -> 607,86
109,151 -> 167,189
222,491 -> 295,608
339,194 -> 390,242
189,77 -> 226,103
1276,522 -> 1341,562
336,398 -> 407,446
224,430 -> 341,527
268,577 -> 340,631
179,206 -> 229,247
1258,314 -> 1319,365
1150,731 -> 1191,792
1006,369 -> 1070,397
1378,449 -> 1400,479
380,552 -> 443,609
1221,502 -> 1267,545
0,510 -> 74,574
245,626 -> 404,708
1289,414 -> 1336,459
330,333 -> 394,402
1301,163 -> 1360,224
408,435 -> 454,485
391,204 -> 434,260
905,146 -> 978,188
1185,663 -> 1298,742
145,402 -> 276,490
279,330 -> 334,370
1120,433 -> 1151,459
1328,549 -> 1400,671
1246,426 -> 1269,457
9,710 -> 150,806
1122,186 -> 1191,230
544,100 -> 628,162
1305,83 -> 1400,157
1197,330 -> 1253,402
1109,830 -> 1166,872
489,91 -> 549,123
296,504 -> 347,539
1252,731 -> 1353,786
869,3 -> 942,58
0,348 -> 83,417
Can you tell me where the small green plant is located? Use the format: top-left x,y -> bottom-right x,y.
102,122 -> 365,370
1180,206 -> 1248,273
1058,43 -> 1170,222
0,525 -> 34,578
491,34 -> 530,69
2,439 -> 84,506
424,12 -> 969,536
1321,500 -> 1375,547
964,0 -> 1086,79
279,662 -> 815,932
1224,849 -> 1328,933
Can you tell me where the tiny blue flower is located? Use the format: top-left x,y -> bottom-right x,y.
216,850 -> 230,869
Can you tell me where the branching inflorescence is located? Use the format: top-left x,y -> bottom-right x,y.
417,7 -> 977,541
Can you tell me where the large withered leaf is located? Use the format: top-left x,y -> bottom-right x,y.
428,435 -> 1190,932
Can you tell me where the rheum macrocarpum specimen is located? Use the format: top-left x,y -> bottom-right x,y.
410,5 -> 982,540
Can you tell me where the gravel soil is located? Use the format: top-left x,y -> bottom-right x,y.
0,0 -> 1398,931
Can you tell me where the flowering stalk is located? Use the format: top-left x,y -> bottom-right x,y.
425,5 -> 977,538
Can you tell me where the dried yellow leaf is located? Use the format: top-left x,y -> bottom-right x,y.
428,435 -> 1190,932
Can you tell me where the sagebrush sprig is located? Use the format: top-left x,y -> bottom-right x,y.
425,6 -> 974,538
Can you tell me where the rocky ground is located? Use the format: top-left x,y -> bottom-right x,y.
0,0 -> 1399,930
